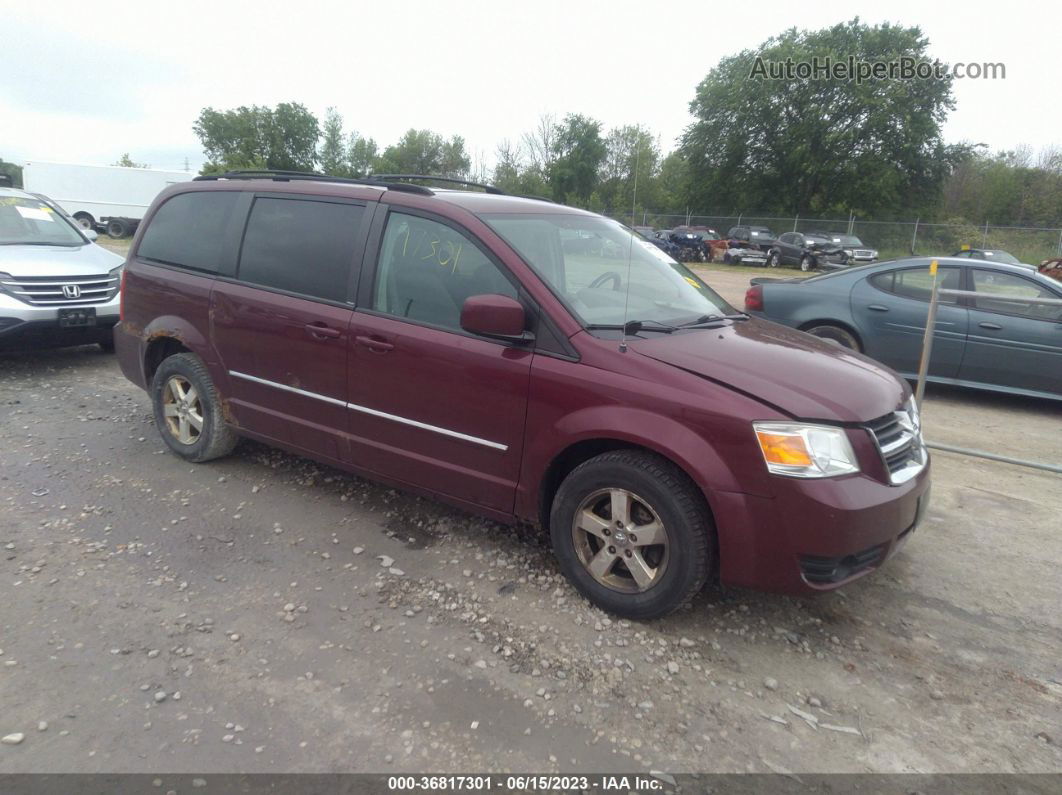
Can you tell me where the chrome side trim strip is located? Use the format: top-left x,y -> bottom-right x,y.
345,401 -> 508,451
228,370 -> 508,451
228,370 -> 347,408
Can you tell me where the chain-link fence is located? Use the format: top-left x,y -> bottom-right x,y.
615,210 -> 1062,264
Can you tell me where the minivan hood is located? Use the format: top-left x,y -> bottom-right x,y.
0,243 -> 122,277
633,318 -> 906,423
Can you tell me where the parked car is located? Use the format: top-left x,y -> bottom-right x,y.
114,171 -> 930,618
726,225 -> 776,249
722,241 -> 768,267
811,233 -> 878,264
639,229 -> 681,260
950,248 -> 1036,272
746,257 -> 1062,400
0,186 -> 124,351
767,232 -> 848,271
665,230 -> 707,262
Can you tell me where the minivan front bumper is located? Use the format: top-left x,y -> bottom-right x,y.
712,461 -> 931,594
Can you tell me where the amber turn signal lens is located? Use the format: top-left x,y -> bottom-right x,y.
755,431 -> 813,467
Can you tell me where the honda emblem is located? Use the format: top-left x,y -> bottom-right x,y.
62,284 -> 81,299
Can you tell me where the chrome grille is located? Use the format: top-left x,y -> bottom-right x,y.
0,274 -> 118,307
852,249 -> 875,259
866,404 -> 927,485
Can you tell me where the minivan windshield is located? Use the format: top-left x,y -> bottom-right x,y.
0,196 -> 86,247
483,213 -> 734,327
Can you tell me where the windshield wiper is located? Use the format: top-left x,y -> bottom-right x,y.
586,321 -> 676,334
674,312 -> 750,328
587,313 -> 749,336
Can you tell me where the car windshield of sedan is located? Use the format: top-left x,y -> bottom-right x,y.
831,235 -> 864,247
0,196 -> 86,247
482,213 -> 734,327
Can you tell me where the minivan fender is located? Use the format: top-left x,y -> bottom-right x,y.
520,405 -> 758,527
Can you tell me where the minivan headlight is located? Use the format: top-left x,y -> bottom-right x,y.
753,422 -> 859,478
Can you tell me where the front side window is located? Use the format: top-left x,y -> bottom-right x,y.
483,213 -> 733,328
238,198 -> 364,302
0,196 -> 85,247
971,269 -> 1062,321
139,191 -> 239,273
373,212 -> 517,331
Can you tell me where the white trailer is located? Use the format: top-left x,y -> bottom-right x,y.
21,161 -> 194,238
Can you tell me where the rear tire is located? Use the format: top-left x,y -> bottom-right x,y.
549,450 -> 713,620
74,213 -> 95,231
106,218 -> 129,239
151,353 -> 238,462
804,323 -> 861,352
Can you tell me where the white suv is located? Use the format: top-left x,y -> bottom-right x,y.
0,187 -> 124,350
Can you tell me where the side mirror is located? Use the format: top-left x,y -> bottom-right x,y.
83,229 -> 98,242
460,294 -> 533,343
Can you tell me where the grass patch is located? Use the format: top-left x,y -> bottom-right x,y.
95,236 -> 132,256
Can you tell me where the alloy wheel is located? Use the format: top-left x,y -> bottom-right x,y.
570,488 -> 670,593
162,375 -> 204,445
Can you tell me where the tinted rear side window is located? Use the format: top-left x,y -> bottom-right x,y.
138,191 -> 239,273
238,198 -> 364,302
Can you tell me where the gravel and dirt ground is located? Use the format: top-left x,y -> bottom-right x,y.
0,262 -> 1060,775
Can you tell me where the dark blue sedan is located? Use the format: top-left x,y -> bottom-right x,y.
745,257 -> 1062,400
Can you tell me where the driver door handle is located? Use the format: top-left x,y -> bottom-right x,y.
304,322 -> 341,339
978,321 -> 1003,330
867,304 -> 889,312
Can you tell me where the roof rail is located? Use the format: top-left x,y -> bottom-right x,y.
192,170 -> 434,196
369,174 -> 505,195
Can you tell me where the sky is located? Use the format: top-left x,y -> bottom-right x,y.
0,0 -> 1053,174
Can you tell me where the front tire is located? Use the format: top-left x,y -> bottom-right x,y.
151,353 -> 238,462
767,250 -> 780,268
800,255 -> 813,272
549,450 -> 713,619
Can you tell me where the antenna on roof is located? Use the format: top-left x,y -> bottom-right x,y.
618,145 -> 640,354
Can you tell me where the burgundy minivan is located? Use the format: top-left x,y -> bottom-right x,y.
114,173 -> 930,618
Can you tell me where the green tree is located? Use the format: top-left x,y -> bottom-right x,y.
549,113 -> 606,204
492,139 -> 548,197
113,153 -> 149,168
194,102 -> 319,173
681,19 -> 957,216
319,107 -> 348,176
347,133 -> 378,178
0,157 -> 23,188
375,129 -> 470,179
599,125 -> 660,214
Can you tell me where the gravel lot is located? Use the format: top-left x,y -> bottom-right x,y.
1,267 -> 1060,774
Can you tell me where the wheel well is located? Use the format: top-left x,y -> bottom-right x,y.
798,319 -> 863,350
538,439 -> 714,529
144,336 -> 191,383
